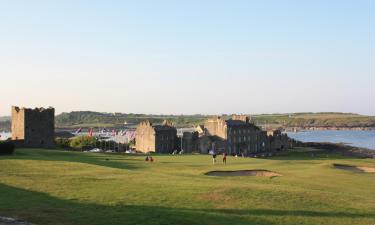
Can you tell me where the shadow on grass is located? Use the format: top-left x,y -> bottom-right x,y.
0,183 -> 267,225
0,148 -> 144,170
266,148 -> 352,161
0,184 -> 374,225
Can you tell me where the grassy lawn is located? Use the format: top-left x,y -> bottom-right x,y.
0,148 -> 374,225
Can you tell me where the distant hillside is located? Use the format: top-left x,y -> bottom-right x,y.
0,121 -> 10,132
55,111 -> 209,129
0,116 -> 10,122
0,112 -> 374,131
252,113 -> 375,129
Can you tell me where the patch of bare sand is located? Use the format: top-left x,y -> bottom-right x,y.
205,170 -> 282,177
0,216 -> 35,225
333,164 -> 375,173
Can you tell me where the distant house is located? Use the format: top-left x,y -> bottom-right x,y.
135,120 -> 177,153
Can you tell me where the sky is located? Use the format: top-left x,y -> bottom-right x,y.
1,0 -> 374,116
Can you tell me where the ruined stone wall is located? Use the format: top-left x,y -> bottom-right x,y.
226,125 -> 261,155
182,131 -> 199,153
11,106 -> 55,148
232,115 -> 250,123
197,136 -> 212,154
155,129 -> 177,153
135,121 -> 156,153
266,130 -> 289,151
136,121 -> 177,153
204,116 -> 227,139
11,107 -> 25,141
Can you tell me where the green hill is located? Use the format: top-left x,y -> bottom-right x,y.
55,111 -> 209,129
1,112 -> 374,131
252,112 -> 375,129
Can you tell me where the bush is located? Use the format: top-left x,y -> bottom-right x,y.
0,141 -> 15,155
55,138 -> 72,149
70,136 -> 97,150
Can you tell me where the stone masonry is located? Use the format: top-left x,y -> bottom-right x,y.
11,106 -> 55,148
136,120 -> 177,153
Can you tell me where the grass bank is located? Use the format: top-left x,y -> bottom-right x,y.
0,148 -> 374,225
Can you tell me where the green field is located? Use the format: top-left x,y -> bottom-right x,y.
0,148 -> 375,225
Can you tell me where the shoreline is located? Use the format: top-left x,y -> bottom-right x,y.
284,127 -> 375,132
295,141 -> 375,158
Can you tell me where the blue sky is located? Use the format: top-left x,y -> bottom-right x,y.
1,0 -> 374,115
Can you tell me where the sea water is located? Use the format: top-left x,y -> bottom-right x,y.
287,130 -> 375,150
2,130 -> 375,150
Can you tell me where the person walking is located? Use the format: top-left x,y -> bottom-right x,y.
222,152 -> 227,165
212,153 -> 217,165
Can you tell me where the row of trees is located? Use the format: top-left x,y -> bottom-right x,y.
56,136 -> 135,152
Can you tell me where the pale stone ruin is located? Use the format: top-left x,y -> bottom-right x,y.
136,115 -> 290,155
11,106 -> 55,148
135,120 -> 177,153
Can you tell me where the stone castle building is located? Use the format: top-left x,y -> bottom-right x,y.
135,115 -> 290,155
11,106 -> 55,148
182,115 -> 290,155
182,131 -> 199,152
202,115 -> 265,154
136,120 -> 177,153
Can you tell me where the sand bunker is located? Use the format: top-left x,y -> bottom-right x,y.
205,170 -> 282,177
0,216 -> 35,225
333,164 -> 375,173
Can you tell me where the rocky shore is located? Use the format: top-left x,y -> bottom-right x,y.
285,126 -> 375,132
296,141 -> 375,158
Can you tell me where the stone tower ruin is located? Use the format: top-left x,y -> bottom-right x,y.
11,106 -> 55,148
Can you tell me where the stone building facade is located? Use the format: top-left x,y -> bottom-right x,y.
136,120 -> 177,153
203,115 -> 265,154
11,106 -> 55,148
181,115 -> 290,155
182,131 -> 199,153
266,130 -> 289,151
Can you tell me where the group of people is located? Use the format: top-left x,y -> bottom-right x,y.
172,149 -> 184,155
212,152 -> 227,165
145,152 -> 229,165
145,156 -> 154,162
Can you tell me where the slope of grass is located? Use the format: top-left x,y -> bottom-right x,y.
0,148 -> 375,225
252,113 -> 375,129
